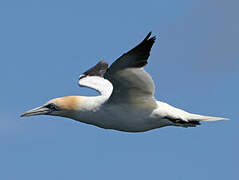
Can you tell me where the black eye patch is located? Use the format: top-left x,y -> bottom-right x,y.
45,103 -> 58,110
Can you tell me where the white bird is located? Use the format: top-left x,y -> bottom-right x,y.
21,32 -> 228,132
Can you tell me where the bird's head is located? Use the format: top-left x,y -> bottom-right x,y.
21,96 -> 82,118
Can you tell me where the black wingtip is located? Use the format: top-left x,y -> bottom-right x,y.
98,60 -> 108,67
80,61 -> 108,79
151,35 -> 156,41
143,32 -> 156,41
143,32 -> 152,41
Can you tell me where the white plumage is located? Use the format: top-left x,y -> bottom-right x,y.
21,32 -> 228,132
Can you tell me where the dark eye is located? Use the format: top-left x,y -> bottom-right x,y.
45,103 -> 57,110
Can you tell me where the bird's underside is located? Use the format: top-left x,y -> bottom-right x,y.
21,32 -> 228,132
70,98 -> 227,132
75,103 -> 200,132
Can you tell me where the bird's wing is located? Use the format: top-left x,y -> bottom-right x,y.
104,32 -> 156,104
78,61 -> 113,97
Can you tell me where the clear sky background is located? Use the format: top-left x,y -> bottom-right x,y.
0,0 -> 238,179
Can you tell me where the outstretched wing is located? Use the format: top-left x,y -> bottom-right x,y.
78,61 -> 113,98
104,32 -> 156,104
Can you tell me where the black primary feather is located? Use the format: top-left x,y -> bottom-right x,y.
80,61 -> 108,79
105,32 -> 156,76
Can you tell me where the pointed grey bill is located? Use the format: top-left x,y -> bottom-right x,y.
20,106 -> 51,117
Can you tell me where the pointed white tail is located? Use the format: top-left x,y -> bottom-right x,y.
189,114 -> 229,122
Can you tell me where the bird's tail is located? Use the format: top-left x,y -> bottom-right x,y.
188,113 -> 229,122
173,113 -> 229,128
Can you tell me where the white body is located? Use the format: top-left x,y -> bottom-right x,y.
66,98 -> 164,132
61,98 -> 164,132
59,95 -> 225,132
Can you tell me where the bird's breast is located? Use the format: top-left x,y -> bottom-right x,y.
72,103 -> 159,132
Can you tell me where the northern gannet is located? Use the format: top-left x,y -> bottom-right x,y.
21,32 -> 228,132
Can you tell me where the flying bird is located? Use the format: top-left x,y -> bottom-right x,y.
21,32 -> 228,132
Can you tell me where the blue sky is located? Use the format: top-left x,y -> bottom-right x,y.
0,0 -> 238,179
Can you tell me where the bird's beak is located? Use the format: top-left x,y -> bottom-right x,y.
21,106 -> 51,117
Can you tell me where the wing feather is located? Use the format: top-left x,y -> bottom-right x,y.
104,32 -> 156,104
78,32 -> 157,105
78,61 -> 113,97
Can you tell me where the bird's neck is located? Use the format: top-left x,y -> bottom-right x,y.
79,95 -> 108,111
53,95 -> 108,123
52,95 -> 107,112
